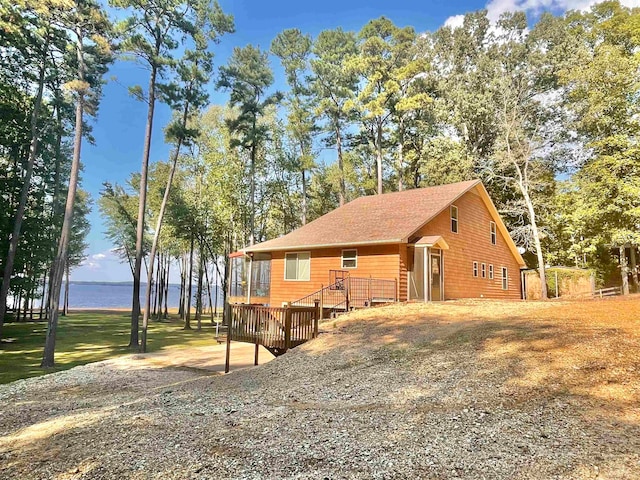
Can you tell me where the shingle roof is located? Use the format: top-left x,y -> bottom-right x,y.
244,180 -> 481,253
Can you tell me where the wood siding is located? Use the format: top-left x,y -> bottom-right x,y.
269,245 -> 400,306
410,186 -> 522,300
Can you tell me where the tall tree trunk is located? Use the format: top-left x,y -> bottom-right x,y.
63,260 -> 70,316
131,62 -> 159,348
39,269 -> 47,320
163,256 -> 169,319
521,184 -> 547,300
204,258 -> 215,323
42,29 -> 85,367
196,245 -> 204,331
629,246 -> 638,293
249,138 -> 256,246
152,255 -> 159,318
178,254 -> 185,318
301,169 -> 307,225
300,142 -> 307,225
397,118 -> 404,192
0,40 -> 48,338
156,252 -> 164,320
620,245 -> 630,296
140,98 -> 188,350
336,125 -> 346,206
185,234 -> 194,330
376,119 -> 383,195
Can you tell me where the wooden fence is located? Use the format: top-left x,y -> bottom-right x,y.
524,267 -> 594,300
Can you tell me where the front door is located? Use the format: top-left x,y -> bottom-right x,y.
409,247 -> 425,300
430,253 -> 442,301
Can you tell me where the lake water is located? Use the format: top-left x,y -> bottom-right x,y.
59,282 -> 224,310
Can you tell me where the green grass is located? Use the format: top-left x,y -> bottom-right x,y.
0,312 -> 223,384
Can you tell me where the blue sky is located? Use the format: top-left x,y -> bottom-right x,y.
74,0 -> 638,282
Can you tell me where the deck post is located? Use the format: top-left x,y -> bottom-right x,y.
319,284 -> 323,320
254,342 -> 259,366
314,299 -> 320,338
224,303 -> 232,373
345,277 -> 350,311
284,302 -> 292,352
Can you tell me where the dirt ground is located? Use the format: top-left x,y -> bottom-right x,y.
0,296 -> 639,479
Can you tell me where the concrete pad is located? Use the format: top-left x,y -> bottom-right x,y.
109,341 -> 275,374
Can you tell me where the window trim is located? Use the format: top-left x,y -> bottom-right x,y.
481,263 -> 486,278
450,205 -> 459,234
490,221 -> 497,245
341,249 -> 358,269
284,251 -> 311,282
501,267 -> 508,290
489,264 -> 494,280
473,261 -> 478,278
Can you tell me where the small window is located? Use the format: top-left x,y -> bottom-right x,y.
489,264 -> 494,279
285,252 -> 310,281
341,249 -> 357,269
502,267 -> 508,290
481,263 -> 486,278
451,205 -> 458,233
473,261 -> 478,277
490,221 -> 497,245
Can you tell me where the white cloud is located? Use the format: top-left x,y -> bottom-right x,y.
92,253 -> 107,260
445,0 -> 640,27
80,260 -> 101,270
444,14 -> 465,29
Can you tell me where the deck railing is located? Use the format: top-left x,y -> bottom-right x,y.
227,303 -> 319,354
290,280 -> 348,309
290,275 -> 398,314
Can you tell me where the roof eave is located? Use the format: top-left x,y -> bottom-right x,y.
243,238 -> 404,253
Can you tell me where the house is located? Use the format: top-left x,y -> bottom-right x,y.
228,179 -> 526,310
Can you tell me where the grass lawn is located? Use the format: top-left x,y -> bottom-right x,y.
0,311 -> 223,384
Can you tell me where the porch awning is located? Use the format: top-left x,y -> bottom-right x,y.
413,235 -> 450,250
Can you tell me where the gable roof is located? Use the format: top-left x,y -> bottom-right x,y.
245,179 -> 478,250
243,179 -> 525,267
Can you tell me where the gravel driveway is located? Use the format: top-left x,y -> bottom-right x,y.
1,298 -> 639,479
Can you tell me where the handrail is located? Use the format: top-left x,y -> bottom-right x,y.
291,276 -> 398,313
290,280 -> 348,309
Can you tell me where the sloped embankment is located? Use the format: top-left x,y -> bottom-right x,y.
1,297 -> 639,479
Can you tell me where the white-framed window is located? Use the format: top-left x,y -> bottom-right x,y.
501,267 -> 508,290
473,261 -> 478,277
284,252 -> 311,281
489,264 -> 494,280
451,205 -> 459,233
341,249 -> 357,269
490,221 -> 497,245
481,263 -> 486,278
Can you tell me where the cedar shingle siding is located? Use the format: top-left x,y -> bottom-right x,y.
410,188 -> 522,299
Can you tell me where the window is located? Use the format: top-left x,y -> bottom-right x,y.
489,264 -> 494,280
481,263 -> 486,278
341,249 -> 357,269
501,267 -> 508,290
451,205 -> 459,233
473,261 -> 478,277
285,252 -> 310,281
490,222 -> 497,245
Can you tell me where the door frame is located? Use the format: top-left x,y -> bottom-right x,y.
407,246 -> 445,302
428,249 -> 444,301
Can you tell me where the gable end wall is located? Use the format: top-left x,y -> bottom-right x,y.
413,187 -> 522,300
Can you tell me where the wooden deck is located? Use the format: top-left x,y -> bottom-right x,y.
225,303 -> 320,372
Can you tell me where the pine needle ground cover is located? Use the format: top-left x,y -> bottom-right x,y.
0,296 -> 639,479
0,311 -> 219,384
